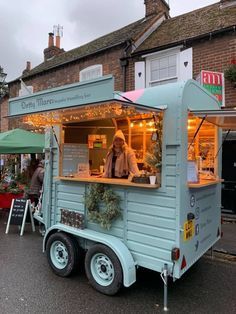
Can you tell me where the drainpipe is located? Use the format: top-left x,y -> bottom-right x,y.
120,58 -> 128,92
120,40 -> 132,92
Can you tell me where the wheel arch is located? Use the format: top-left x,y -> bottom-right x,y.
43,224 -> 136,287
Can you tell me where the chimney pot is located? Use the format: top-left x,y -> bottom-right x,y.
55,35 -> 60,48
48,32 -> 54,47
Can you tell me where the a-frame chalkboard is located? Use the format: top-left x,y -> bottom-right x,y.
5,198 -> 35,236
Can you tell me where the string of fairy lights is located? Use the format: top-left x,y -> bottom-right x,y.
22,102 -> 141,127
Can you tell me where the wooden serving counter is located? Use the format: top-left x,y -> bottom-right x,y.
56,176 -> 160,189
188,179 -> 223,188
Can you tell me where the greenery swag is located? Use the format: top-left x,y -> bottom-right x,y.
144,114 -> 163,172
224,63 -> 236,84
84,183 -> 122,230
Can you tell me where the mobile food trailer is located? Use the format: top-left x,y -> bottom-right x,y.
8,76 -> 236,309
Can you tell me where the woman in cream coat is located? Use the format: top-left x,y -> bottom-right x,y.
103,130 -> 140,178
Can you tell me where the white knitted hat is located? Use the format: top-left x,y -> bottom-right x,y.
113,130 -> 125,142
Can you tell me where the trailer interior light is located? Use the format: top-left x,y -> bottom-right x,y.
171,247 -> 180,261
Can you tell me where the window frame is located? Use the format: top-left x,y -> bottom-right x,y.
145,47 -> 181,87
80,64 -> 103,82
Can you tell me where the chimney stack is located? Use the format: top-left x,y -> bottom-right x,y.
144,0 -> 170,18
22,61 -> 31,75
44,28 -> 65,61
26,61 -> 31,71
220,0 -> 236,5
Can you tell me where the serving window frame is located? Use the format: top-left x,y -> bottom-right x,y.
18,99 -> 164,188
187,109 -> 236,188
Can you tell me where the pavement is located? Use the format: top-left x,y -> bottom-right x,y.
213,214 -> 236,256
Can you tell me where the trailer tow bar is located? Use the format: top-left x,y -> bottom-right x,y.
160,263 -> 169,311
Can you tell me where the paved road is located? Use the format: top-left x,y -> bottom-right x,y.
0,219 -> 236,314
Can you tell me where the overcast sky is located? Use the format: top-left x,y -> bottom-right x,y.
0,0 -> 217,82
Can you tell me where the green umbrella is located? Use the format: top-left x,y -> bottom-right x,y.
0,129 -> 44,154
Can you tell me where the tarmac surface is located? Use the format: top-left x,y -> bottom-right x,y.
0,213 -> 235,313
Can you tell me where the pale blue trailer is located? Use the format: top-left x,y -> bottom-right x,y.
9,77 -> 235,309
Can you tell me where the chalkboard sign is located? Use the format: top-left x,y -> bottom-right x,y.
62,143 -> 89,177
6,198 -> 35,236
9,199 -> 27,225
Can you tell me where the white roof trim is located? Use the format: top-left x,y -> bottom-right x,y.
132,15 -> 166,52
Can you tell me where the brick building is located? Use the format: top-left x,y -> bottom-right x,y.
1,0 -> 236,132
1,0 -> 170,131
131,0 -> 236,108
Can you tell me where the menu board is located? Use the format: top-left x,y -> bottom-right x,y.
62,143 -> 89,177
88,134 -> 107,149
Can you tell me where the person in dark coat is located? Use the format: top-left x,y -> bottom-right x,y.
28,160 -> 45,205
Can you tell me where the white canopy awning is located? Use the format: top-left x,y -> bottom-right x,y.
190,109 -> 236,130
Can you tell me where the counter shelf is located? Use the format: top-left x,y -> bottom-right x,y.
188,178 -> 223,188
56,176 -> 160,189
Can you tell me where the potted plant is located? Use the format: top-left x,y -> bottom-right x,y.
224,61 -> 236,87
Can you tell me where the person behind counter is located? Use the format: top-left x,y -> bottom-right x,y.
103,130 -> 140,179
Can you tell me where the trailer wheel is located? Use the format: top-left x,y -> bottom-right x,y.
85,244 -> 123,295
46,232 -> 79,277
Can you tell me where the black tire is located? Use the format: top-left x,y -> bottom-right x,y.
46,232 -> 79,277
85,244 -> 123,295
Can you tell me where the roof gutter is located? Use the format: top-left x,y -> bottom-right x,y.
131,25 -> 236,57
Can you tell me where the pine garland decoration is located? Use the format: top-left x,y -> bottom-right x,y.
144,114 -> 163,172
84,183 -> 122,230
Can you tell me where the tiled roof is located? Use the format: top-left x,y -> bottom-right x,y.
21,15 -> 160,79
134,2 -> 236,53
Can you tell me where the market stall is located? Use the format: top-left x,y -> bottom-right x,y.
8,76 -> 236,309
0,128 -> 44,209
0,128 -> 44,154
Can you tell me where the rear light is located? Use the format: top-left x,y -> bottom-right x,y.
171,247 -> 180,261
181,255 -> 187,270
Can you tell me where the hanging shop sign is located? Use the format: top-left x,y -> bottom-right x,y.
197,70 -> 225,107
8,75 -> 114,117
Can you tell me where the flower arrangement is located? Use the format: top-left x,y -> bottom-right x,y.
0,181 -> 24,194
224,60 -> 236,84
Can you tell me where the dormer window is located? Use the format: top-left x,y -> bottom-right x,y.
80,65 -> 103,82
